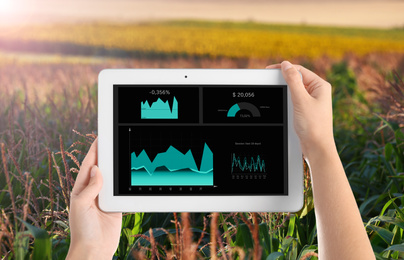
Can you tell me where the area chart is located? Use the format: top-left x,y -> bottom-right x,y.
131,143 -> 213,186
141,96 -> 178,119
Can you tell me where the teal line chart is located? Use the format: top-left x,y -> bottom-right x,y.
140,96 -> 178,119
131,143 -> 213,186
231,153 -> 266,173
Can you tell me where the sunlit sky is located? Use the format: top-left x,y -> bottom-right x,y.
0,0 -> 13,13
0,0 -> 403,28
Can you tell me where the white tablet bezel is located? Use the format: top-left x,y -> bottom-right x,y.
98,69 -> 303,212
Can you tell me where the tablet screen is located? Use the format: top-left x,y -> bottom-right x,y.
113,85 -> 288,196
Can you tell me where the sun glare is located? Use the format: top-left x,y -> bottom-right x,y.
0,0 -> 14,13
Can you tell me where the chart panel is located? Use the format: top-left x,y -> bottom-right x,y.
117,86 -> 199,123
203,87 -> 283,124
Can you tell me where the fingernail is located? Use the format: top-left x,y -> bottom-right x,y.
90,166 -> 97,177
282,61 -> 293,71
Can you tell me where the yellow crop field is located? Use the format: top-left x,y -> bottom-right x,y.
1,21 -> 404,59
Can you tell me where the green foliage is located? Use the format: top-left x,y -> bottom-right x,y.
328,61 -> 370,136
116,213 -> 144,259
260,212 -> 317,260
2,54 -> 404,259
325,62 -> 404,259
9,218 -> 70,260
16,218 -> 52,260
361,121 -> 404,259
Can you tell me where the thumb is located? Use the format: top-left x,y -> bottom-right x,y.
281,61 -> 309,105
78,165 -> 103,203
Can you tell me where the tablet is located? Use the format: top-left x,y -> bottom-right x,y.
98,69 -> 303,212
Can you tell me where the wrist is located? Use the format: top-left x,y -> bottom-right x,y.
66,243 -> 114,260
301,137 -> 337,162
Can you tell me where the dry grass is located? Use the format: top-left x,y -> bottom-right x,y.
371,71 -> 404,126
0,130 -> 95,257
0,44 -> 402,258
127,211 -> 288,259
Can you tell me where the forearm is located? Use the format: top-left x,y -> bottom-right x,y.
66,243 -> 114,260
305,140 -> 375,260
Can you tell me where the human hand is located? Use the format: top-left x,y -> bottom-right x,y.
66,139 -> 122,260
266,61 -> 334,158
266,62 -> 375,260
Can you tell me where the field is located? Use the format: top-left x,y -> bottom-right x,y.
2,21 -> 404,60
1,20 -> 404,259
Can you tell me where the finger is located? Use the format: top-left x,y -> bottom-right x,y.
267,63 -> 327,87
81,138 -> 98,172
266,63 -> 303,70
75,165 -> 103,204
281,61 -> 310,104
265,64 -> 281,69
295,65 -> 328,88
293,65 -> 331,99
72,139 -> 98,196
